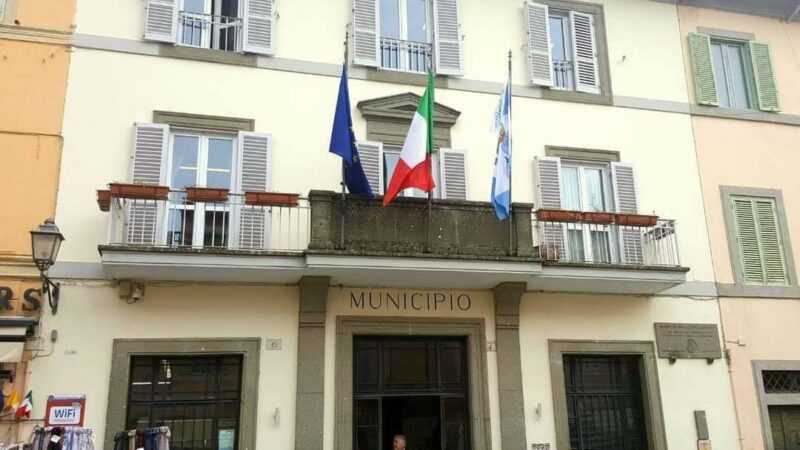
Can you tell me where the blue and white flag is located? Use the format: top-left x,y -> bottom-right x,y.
491,80 -> 511,220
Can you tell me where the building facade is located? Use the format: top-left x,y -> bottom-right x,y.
24,0 -> 757,449
0,0 -> 75,436
675,2 -> 800,449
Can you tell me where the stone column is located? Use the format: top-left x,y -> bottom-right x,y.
493,282 -> 527,450
294,276 -> 330,450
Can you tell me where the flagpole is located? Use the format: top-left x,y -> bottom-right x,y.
425,51 -> 435,254
507,49 -> 514,256
340,30 -> 349,250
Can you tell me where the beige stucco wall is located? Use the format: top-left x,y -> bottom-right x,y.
23,283 -> 300,449
678,6 -> 800,115
719,296 -> 800,450
691,117 -> 800,284
57,48 -> 714,281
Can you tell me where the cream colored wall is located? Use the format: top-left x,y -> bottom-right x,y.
719,297 -> 800,450
323,288 -> 499,450
70,0 -> 688,103
57,49 -> 714,281
519,293 -> 740,449
24,283 -> 300,449
691,117 -> 800,284
678,6 -> 800,115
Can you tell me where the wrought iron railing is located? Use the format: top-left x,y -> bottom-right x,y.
533,215 -> 680,267
107,191 -> 310,252
552,59 -> 573,90
380,38 -> 432,73
178,12 -> 242,52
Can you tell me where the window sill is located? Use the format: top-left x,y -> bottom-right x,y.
363,67 -> 450,88
716,282 -> 800,299
690,104 -> 799,125
541,87 -> 613,106
159,43 -> 257,67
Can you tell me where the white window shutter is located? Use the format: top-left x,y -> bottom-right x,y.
569,11 -> 600,94
533,156 -> 562,209
126,123 -> 168,246
439,148 -> 467,200
143,0 -> 178,43
357,141 -> 383,195
352,0 -> 380,67
236,132 -> 272,249
243,0 -> 276,55
611,162 -> 643,263
433,0 -> 463,76
524,1 -> 554,87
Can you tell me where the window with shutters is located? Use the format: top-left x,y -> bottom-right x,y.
379,0 -> 432,73
560,160 -> 615,262
383,147 -> 440,198
730,195 -> 790,285
178,0 -> 243,51
166,130 -> 238,248
710,39 -> 755,109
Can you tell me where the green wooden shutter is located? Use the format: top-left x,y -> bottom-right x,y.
731,196 -> 789,285
688,33 -> 718,106
749,42 -> 781,112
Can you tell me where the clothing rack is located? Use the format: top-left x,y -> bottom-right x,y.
112,427 -> 169,450
31,427 -> 95,450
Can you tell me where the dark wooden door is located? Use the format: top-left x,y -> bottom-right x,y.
770,406 -> 800,450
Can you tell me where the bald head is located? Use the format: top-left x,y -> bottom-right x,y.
392,435 -> 407,450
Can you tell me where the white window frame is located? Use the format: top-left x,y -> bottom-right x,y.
177,0 -> 243,51
548,9 -> 574,91
383,146 -> 441,199
560,159 -> 617,263
380,0 -> 433,72
710,39 -> 755,110
164,129 -> 239,249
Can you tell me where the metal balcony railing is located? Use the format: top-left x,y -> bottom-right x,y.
380,38 -> 432,73
533,214 -> 681,267
107,191 -> 310,252
552,59 -> 574,90
178,12 -> 242,52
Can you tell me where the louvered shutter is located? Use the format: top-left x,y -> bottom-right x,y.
569,11 -> 600,94
749,42 -> 780,112
126,123 -> 168,245
236,132 -> 272,249
439,149 -> 467,200
357,141 -> 383,195
533,156 -> 565,260
143,0 -> 178,43
352,0 -> 380,67
523,2 -> 554,87
688,33 -> 719,106
433,0 -> 463,76
243,0 -> 275,55
732,197 -> 789,285
611,163 -> 643,264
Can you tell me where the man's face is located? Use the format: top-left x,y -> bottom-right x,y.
393,438 -> 406,450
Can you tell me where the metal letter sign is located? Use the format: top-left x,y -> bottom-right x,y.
45,395 -> 86,427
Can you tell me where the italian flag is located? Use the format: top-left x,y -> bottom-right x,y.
383,70 -> 437,206
15,390 -> 32,419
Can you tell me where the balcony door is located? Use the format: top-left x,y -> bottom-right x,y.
179,0 -> 241,51
560,160 -> 616,263
380,0 -> 431,72
166,131 -> 237,248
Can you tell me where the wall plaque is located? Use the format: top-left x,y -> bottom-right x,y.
654,323 -> 722,360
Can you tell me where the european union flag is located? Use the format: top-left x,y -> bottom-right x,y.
329,65 -> 374,197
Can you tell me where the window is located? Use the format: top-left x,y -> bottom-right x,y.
383,147 -> 441,198
179,0 -> 242,51
560,160 -> 614,263
755,363 -> 800,450
379,0 -> 432,73
710,40 -> 754,109
126,355 -> 244,450
167,131 -> 237,248
548,11 -> 573,90
563,355 -> 648,450
730,195 -> 790,285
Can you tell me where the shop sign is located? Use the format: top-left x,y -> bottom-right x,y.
654,323 -> 722,360
350,290 -> 472,312
0,284 -> 42,312
45,395 -> 86,427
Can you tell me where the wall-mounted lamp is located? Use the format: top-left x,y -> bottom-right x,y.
30,219 -> 65,315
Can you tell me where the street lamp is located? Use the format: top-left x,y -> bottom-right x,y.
30,218 -> 64,314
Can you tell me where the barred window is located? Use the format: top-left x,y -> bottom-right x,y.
763,370 -> 800,394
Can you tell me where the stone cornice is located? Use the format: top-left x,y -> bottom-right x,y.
0,23 -> 73,45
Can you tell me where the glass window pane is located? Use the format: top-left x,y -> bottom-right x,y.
549,16 -> 566,61
168,209 -> 194,246
208,138 -> 233,170
590,230 -> 611,263
382,341 -> 435,390
407,0 -> 428,43
567,229 -> 585,262
356,341 -> 380,392
726,44 -> 751,109
206,172 -> 231,189
204,210 -> 230,247
711,43 -> 731,107
584,168 -> 606,212
183,0 -> 206,13
561,166 -> 581,210
440,342 -> 465,389
384,152 -> 400,191
172,136 -> 199,189
380,0 -> 400,39
443,397 -> 467,450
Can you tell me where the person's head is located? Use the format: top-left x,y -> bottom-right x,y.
392,435 -> 407,450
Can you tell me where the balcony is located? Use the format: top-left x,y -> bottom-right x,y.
97,188 -> 687,293
178,12 -> 242,52
380,38 -> 432,73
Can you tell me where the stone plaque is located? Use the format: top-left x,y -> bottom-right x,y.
654,323 -> 722,360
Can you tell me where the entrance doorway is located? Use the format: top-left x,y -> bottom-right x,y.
769,406 -> 800,450
354,337 -> 470,450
